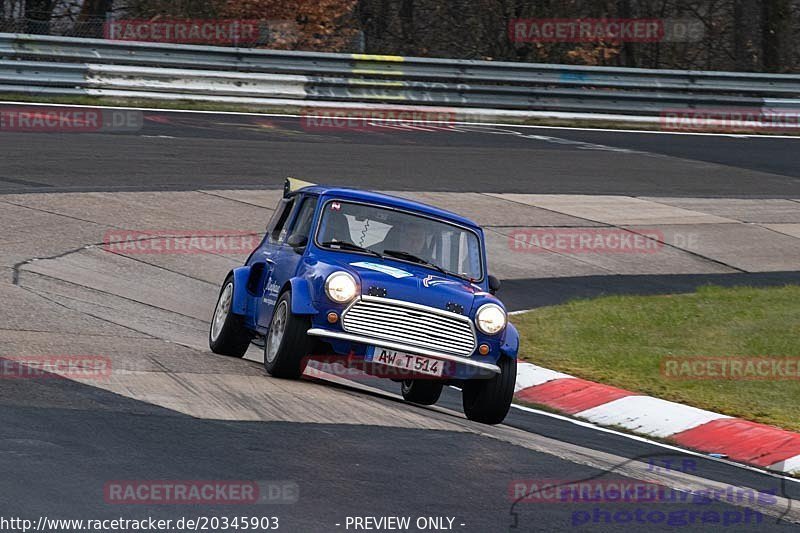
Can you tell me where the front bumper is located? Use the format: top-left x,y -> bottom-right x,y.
306,328 -> 501,375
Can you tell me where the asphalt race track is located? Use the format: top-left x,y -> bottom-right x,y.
1,107 -> 799,196
1,104 -> 799,532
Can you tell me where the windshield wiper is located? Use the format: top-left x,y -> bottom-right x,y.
382,249 -> 462,279
322,240 -> 383,258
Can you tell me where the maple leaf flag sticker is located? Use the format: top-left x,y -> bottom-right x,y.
423,275 -> 449,288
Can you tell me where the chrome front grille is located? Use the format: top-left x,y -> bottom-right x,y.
341,296 -> 477,357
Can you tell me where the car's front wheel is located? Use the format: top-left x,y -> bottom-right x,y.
263,291 -> 312,379
401,379 -> 444,406
209,275 -> 252,357
462,356 -> 516,424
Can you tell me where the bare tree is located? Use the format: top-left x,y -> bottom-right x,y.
25,0 -> 54,33
73,0 -> 113,37
7,0 -> 799,71
761,0 -> 792,72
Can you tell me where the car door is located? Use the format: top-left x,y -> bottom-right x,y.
247,196 -> 295,330
257,194 -> 318,329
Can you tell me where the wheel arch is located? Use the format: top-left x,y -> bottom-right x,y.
500,322 -> 520,359
284,277 -> 317,315
229,266 -> 252,315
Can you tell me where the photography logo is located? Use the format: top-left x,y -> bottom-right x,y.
507,452 -> 795,530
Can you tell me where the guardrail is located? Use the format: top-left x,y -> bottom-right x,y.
1,32 -> 800,118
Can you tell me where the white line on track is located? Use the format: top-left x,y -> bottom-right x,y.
507,400 -> 800,484
3,100 -> 800,140
438,386 -> 800,484
311,367 -> 800,485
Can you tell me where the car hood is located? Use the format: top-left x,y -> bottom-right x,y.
328,256 -> 485,313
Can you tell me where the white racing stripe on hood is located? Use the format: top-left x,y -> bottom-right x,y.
349,261 -> 413,279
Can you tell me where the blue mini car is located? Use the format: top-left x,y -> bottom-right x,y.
209,178 -> 519,424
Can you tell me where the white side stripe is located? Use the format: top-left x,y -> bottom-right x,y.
515,362 -> 573,392
768,455 -> 800,476
575,396 -> 731,438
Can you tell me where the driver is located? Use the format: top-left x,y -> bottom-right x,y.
325,210 -> 353,244
382,218 -> 430,259
404,221 -> 429,257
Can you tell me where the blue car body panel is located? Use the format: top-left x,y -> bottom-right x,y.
224,185 -> 519,379
230,266 -> 252,317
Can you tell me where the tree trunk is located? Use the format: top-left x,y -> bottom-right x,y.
761,0 -> 792,72
616,0 -> 636,68
25,0 -> 54,34
76,0 -> 113,38
399,0 -> 414,55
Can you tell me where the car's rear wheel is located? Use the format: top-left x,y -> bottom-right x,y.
209,276 -> 252,357
462,356 -> 516,424
264,291 -> 312,379
401,379 -> 444,406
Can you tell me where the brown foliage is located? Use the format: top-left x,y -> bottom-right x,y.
218,0 -> 359,51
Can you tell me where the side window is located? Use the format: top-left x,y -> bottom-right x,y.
267,198 -> 295,243
289,196 -> 318,239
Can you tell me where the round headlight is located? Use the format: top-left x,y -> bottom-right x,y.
325,271 -> 357,303
475,304 -> 506,335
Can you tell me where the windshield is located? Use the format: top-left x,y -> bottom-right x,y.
316,200 -> 483,280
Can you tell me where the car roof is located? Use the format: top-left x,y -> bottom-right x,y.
296,186 -> 481,229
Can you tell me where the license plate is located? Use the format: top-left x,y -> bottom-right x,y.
367,347 -> 444,378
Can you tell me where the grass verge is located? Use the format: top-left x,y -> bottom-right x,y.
511,285 -> 800,432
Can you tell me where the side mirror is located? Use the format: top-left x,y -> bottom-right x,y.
488,275 -> 501,295
286,233 -> 308,253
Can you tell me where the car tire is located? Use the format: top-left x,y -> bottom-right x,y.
263,290 -> 312,379
209,275 -> 252,357
401,379 -> 444,406
462,356 -> 516,425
